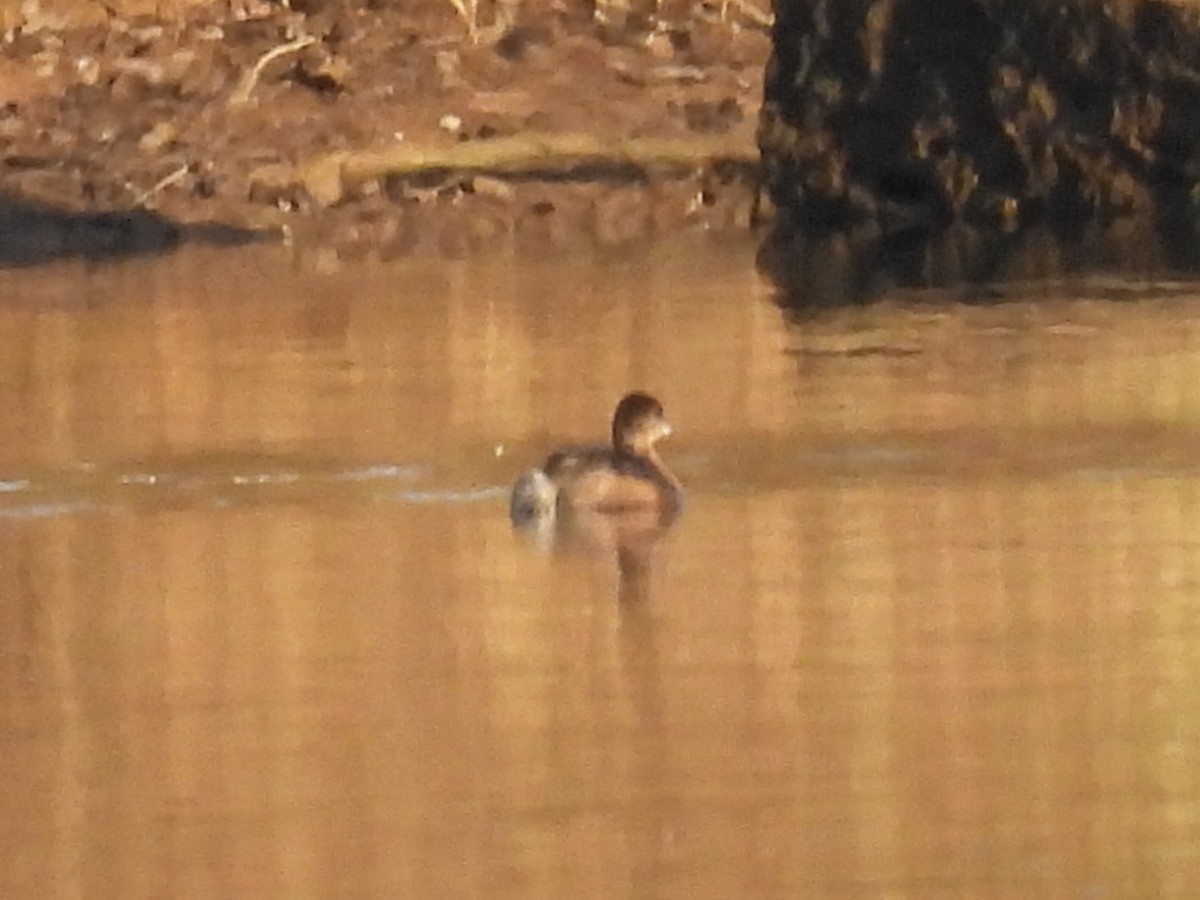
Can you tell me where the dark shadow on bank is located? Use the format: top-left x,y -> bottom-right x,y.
758,212 -> 1200,316
0,193 -> 263,267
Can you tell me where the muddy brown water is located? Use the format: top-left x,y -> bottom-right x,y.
1,233 -> 1198,898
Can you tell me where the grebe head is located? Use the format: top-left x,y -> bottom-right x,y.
612,392 -> 672,456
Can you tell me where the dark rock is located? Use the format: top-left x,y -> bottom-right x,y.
759,0 -> 1200,233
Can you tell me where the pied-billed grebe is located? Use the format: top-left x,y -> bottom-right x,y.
510,392 -> 682,522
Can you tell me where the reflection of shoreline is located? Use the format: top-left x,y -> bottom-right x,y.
0,193 -> 179,266
0,192 -> 262,267
758,219 -> 1200,312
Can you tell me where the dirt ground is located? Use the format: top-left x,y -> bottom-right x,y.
0,0 -> 771,257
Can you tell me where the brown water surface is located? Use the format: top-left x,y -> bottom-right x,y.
1,236 -> 1198,898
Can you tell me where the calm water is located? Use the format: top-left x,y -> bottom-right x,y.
0,233 -> 1198,898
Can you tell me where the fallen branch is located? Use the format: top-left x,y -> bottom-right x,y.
293,132 -> 759,205
133,163 -> 190,207
229,35 -> 317,106
721,0 -> 774,28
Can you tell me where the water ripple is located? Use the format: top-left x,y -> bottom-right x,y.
0,500 -> 97,520
395,487 -> 507,504
0,460 -> 436,520
333,464 -> 422,482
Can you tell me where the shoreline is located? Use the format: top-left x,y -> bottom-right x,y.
0,0 -> 772,259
